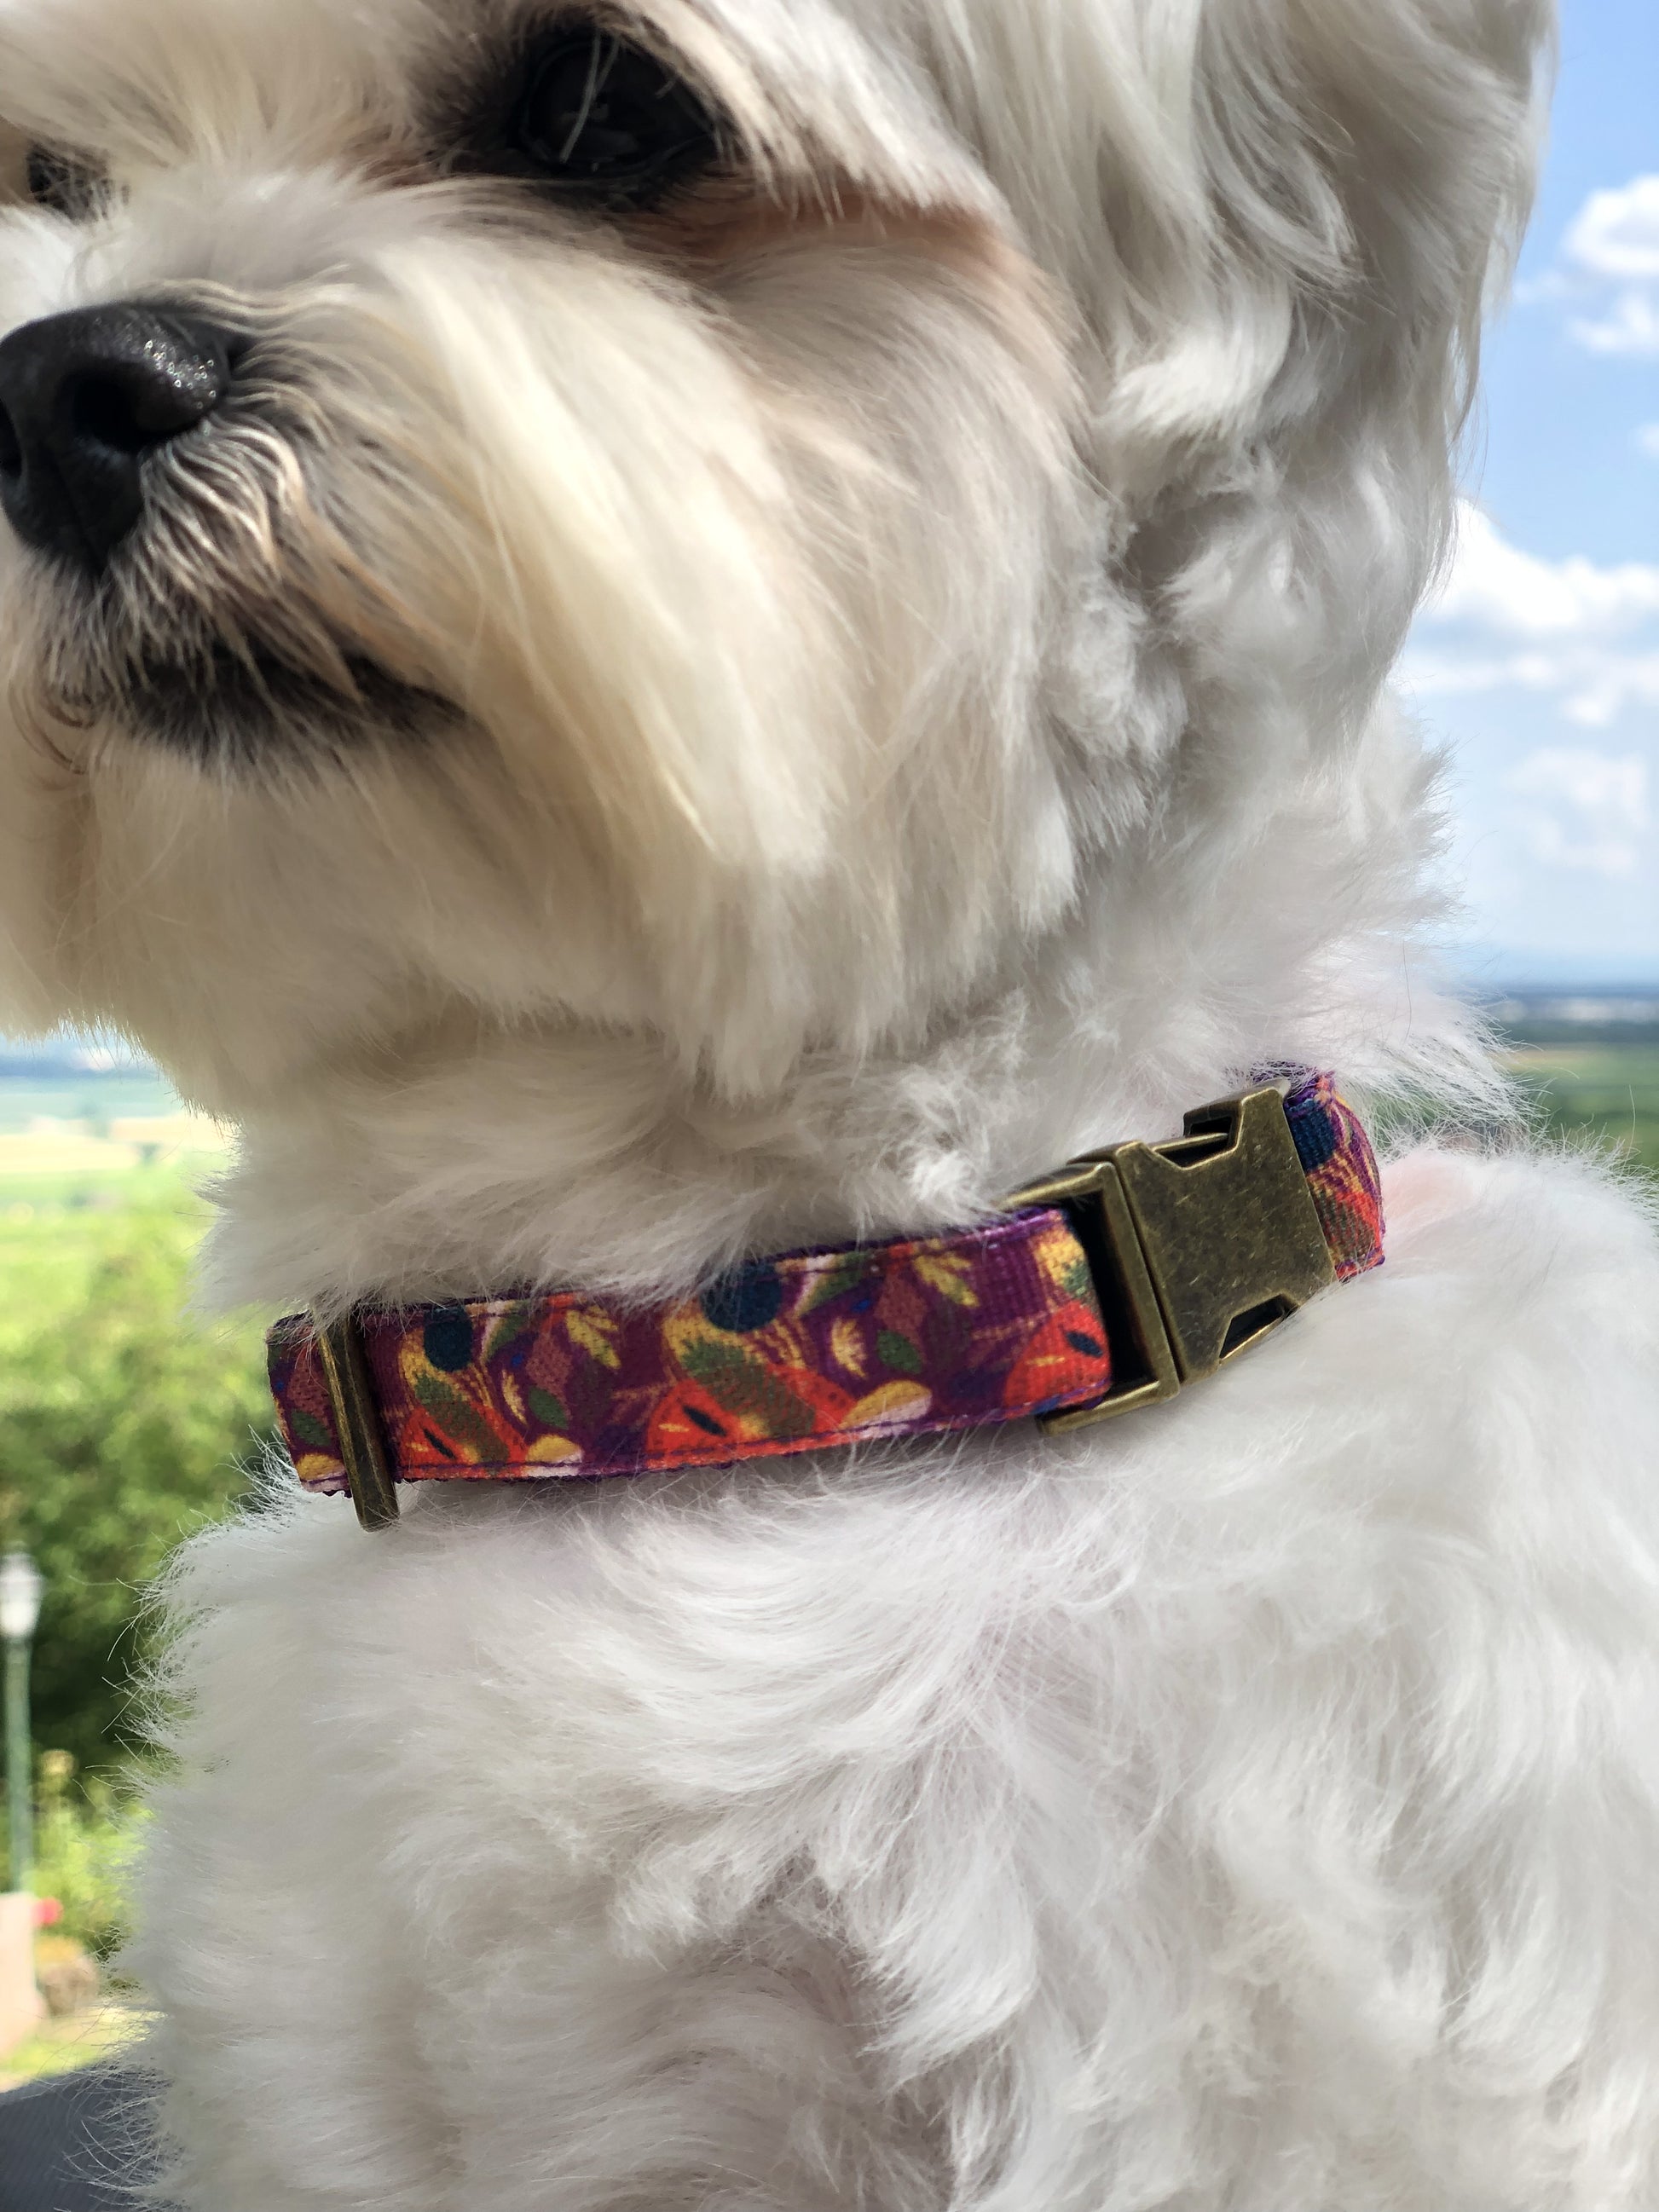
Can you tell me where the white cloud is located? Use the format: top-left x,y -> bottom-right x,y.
1502,747 -> 1650,879
1406,506 -> 1659,727
1408,649 -> 1659,728
1424,505 -> 1659,638
1639,425 -> 1659,460
1566,176 -> 1659,280
1522,175 -> 1659,358
1573,291 -> 1659,357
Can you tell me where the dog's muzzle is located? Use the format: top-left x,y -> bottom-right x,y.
0,302 -> 234,569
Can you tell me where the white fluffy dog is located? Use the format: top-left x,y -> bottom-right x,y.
5,0 -> 1659,2204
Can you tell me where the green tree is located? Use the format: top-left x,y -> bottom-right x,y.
0,1186 -> 271,1779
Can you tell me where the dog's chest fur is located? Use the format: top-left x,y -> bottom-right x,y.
130,1142 -> 1659,2210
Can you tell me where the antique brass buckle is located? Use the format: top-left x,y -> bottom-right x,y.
1003,1087 -> 1336,1433
315,1316 -> 402,1531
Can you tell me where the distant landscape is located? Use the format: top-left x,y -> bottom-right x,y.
0,1036 -> 224,1205
3,997 -> 1657,1188
1487,988 -> 1659,1173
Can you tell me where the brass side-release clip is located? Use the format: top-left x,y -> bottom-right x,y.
1003,1087 -> 1335,1432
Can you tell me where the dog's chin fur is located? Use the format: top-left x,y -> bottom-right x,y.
15,2 -> 1659,2208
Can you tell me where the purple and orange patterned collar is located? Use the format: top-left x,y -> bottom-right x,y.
269,1070 -> 1384,1530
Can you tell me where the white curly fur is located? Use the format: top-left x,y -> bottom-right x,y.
9,0 -> 1659,2205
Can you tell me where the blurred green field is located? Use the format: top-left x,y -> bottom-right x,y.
0,1165 -> 199,1210
1503,1037 -> 1659,1174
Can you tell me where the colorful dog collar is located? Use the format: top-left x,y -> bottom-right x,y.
269,1071 -> 1383,1529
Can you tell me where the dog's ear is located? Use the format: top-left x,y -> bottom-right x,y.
931,0 -> 1552,671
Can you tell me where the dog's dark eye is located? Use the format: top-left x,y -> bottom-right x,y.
26,145 -> 106,219
509,32 -> 718,204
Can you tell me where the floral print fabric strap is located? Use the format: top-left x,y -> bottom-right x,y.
269,1070 -> 1384,1496
270,1209 -> 1113,1494
1280,1071 -> 1386,1284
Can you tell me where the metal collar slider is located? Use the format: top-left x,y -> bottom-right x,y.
315,1317 -> 402,1531
1003,1086 -> 1336,1432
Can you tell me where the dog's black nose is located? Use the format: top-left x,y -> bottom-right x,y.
0,304 -> 232,568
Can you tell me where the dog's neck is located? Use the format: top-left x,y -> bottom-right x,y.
201,721 -> 1487,1320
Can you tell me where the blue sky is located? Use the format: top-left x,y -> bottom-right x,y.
1401,0 -> 1659,985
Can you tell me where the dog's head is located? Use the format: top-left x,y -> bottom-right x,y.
0,0 -> 1547,1110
